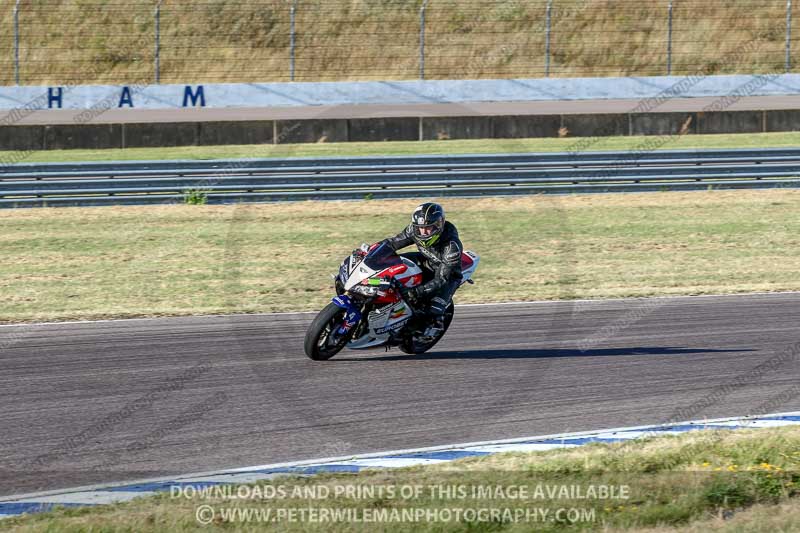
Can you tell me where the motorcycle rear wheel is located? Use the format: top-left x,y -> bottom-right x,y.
304,303 -> 353,361
399,303 -> 454,355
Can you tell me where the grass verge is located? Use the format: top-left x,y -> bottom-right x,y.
4,426 -> 799,532
3,190 -> 800,323
5,132 -> 800,164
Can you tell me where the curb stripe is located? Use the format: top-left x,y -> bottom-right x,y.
0,503 -> 88,515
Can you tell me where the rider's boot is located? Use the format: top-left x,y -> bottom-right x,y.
420,315 -> 445,342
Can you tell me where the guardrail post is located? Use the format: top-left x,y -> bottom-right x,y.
13,0 -> 21,85
155,0 -> 162,83
419,0 -> 429,80
667,0 -> 673,75
787,0 -> 793,72
290,0 -> 297,81
545,0 -> 552,77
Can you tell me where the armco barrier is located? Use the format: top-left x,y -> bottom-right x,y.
2,148 -> 800,208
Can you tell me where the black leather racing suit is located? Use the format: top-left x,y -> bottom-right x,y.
382,221 -> 463,318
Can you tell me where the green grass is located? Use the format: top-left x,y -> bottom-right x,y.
5,132 -> 800,164
3,190 -> 800,323
4,426 -> 799,532
182,188 -> 208,205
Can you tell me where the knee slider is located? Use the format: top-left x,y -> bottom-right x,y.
430,296 -> 448,315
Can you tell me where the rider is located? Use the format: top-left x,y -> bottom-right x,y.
381,202 -> 463,339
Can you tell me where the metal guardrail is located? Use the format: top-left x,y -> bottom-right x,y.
2,148 -> 800,208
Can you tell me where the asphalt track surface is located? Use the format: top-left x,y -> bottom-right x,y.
2,292 -> 799,498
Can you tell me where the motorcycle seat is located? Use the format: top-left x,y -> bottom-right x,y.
460,253 -> 475,270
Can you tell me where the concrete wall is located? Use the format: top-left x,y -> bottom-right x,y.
630,113 -> 697,136
347,118 -> 419,142
561,114 -> 628,137
1,74 -> 797,112
0,109 -> 794,151
765,110 -> 800,131
696,111 -> 763,134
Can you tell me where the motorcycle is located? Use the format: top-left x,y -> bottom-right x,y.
304,241 -> 480,360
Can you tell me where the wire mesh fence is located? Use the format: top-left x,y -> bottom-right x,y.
0,0 -> 797,86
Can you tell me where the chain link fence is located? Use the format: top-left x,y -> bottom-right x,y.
0,0 -> 797,86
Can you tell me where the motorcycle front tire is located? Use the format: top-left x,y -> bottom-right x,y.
304,302 -> 354,361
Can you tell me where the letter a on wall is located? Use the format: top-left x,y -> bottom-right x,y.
119,86 -> 134,108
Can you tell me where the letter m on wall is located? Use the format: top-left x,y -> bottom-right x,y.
183,85 -> 206,107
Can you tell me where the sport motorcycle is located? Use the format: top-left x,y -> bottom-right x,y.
304,241 -> 479,360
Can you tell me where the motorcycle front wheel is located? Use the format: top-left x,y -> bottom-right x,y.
304,303 -> 354,361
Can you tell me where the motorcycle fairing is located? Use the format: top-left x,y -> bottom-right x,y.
332,295 -> 362,334
347,299 -> 414,349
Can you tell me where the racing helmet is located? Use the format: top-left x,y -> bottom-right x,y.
411,202 -> 445,246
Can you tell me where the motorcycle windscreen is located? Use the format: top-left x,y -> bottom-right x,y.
362,242 -> 402,271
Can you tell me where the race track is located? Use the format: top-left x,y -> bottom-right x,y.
2,293 -> 799,497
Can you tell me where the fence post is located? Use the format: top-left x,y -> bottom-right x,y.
667,0 -> 673,75
787,0 -> 793,72
290,0 -> 297,81
155,0 -> 162,83
13,0 -> 21,85
419,0 -> 429,80
545,0 -> 552,77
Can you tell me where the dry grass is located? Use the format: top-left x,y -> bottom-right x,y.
431,425 -> 800,474
0,0 -> 793,85
2,189 -> 800,323
636,499 -> 800,532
